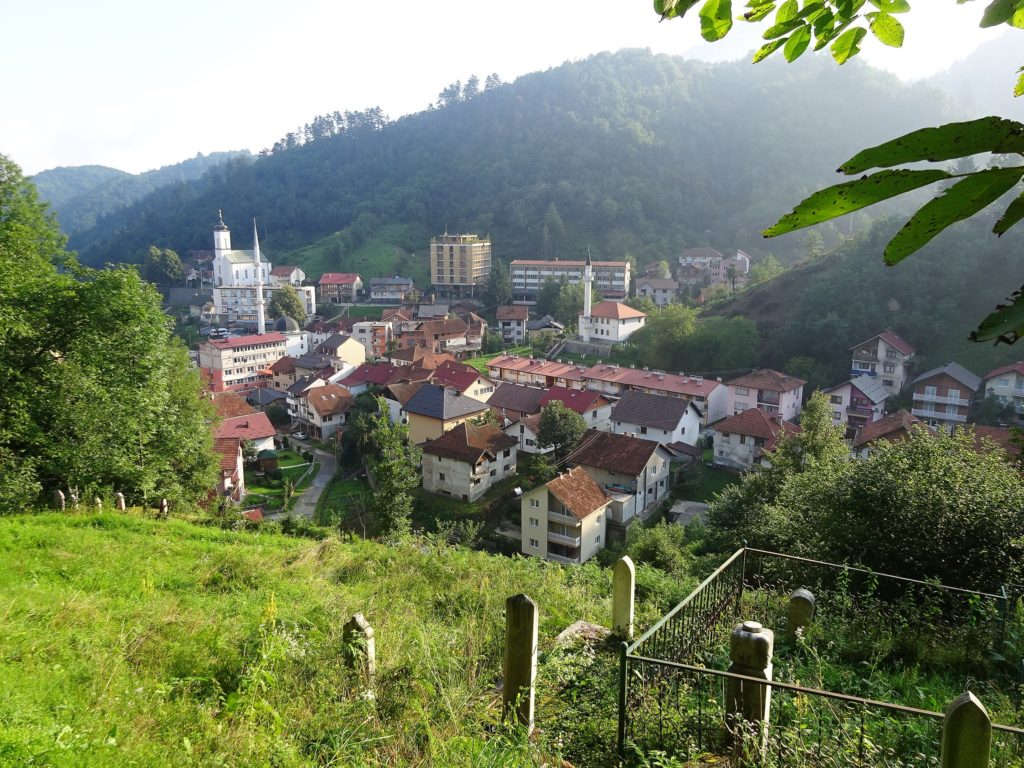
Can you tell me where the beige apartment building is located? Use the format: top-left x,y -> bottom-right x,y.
430,233 -> 492,299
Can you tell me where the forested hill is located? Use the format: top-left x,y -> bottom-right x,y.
704,216 -> 1024,389
33,150 -> 248,239
73,49 -> 948,269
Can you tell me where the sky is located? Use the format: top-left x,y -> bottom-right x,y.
2,1 -> 1009,176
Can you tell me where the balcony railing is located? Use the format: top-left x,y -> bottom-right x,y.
852,349 -> 878,362
547,531 -> 582,547
547,552 -> 581,565
911,407 -> 967,423
914,393 -> 970,406
548,510 -> 579,526
847,404 -> 875,417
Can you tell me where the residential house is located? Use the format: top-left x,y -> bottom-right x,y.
579,300 -> 646,344
215,412 -> 276,454
566,430 -> 674,528
416,303 -> 450,319
458,311 -> 488,355
370,276 -> 415,303
486,355 -> 586,389
293,383 -> 354,441
526,314 -> 565,334
822,375 -> 890,435
318,272 -> 362,303
849,329 -> 916,396
520,466 -> 610,565
285,376 -> 326,422
293,352 -> 335,382
496,305 -> 529,344
635,277 -> 678,306
911,362 -> 981,432
337,362 -> 408,395
269,265 -> 306,287
214,438 -> 245,502
315,333 -> 367,368
610,390 -> 702,447
487,382 -> 547,422
510,259 -> 632,301
352,320 -> 393,360
503,413 -> 552,455
198,332 -> 288,392
970,425 -> 1022,462
421,422 -> 517,502
407,317 -> 471,356
247,387 -> 287,411
388,347 -> 455,369
726,369 -> 806,421
982,362 -> 1024,423
430,360 -> 496,402
381,381 -> 426,424
677,247 -> 750,290
269,356 -> 298,392
400,384 -> 491,444
711,409 -> 800,470
581,364 -> 729,424
537,386 -> 613,429
851,410 -> 927,458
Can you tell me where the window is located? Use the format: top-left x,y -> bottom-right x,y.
948,388 -> 960,401
529,538 -> 539,548
592,410 -> 598,418
597,514 -> 602,523
529,498 -> 540,508
595,534 -> 601,544
734,402 -> 747,412
735,386 -> 749,396
883,379 -> 895,387
438,472 -> 445,481
883,363 -> 896,373
503,449 -> 510,458
739,434 -> 747,445
830,395 -> 843,404
529,517 -> 539,527
999,377 -> 1010,387
640,426 -> 648,435
924,385 -> 937,396
659,479 -> 665,489
833,411 -> 842,421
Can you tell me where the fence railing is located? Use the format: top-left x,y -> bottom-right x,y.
618,546 -> 1024,764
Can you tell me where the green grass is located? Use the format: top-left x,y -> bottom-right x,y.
275,450 -> 305,469
314,477 -> 371,524
245,463 -> 314,497
464,346 -> 531,374
283,225 -> 430,287
677,465 -> 741,503
0,511 -> 621,766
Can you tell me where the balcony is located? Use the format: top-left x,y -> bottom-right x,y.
914,393 -> 970,406
547,510 -> 579,526
547,531 -> 582,547
911,407 -> 967,423
852,350 -> 879,362
757,391 -> 780,405
846,404 -> 874,417
547,552 -> 581,566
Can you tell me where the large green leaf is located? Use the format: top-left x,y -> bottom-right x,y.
970,288 -> 1024,344
994,189 -> 1024,236
655,0 -> 701,20
979,0 -> 1023,26
744,3 -> 776,22
1016,68 -> 1024,98
840,117 -> 1024,174
783,23 -> 812,60
830,26 -> 867,64
884,167 -> 1024,264
868,0 -> 910,11
700,0 -> 734,40
764,18 -> 804,37
753,38 -> 787,62
762,169 -> 950,237
867,11 -> 904,46
776,0 -> 798,22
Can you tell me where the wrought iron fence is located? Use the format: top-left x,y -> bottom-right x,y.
618,546 -> 1024,764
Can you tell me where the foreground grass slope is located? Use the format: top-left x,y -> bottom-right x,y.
0,513 -> 615,767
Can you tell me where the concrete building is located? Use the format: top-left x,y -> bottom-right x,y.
578,301 -> 646,344
677,247 -> 750,289
503,413 -> 552,456
635,277 -> 678,306
430,233 -> 492,299
370,276 -> 415,303
487,383 -> 547,422
982,361 -> 1024,423
911,362 -> 981,432
822,375 -> 890,434
400,384 -> 491,444
496,305 -> 529,344
520,466 -> 610,565
537,386 -> 613,430
421,422 -> 517,502
850,329 -> 916,396
510,258 -> 631,301
198,332 -> 288,392
726,369 -> 806,421
852,409 -> 929,458
711,409 -> 800,471
318,272 -> 362,304
610,390 -> 702,447
315,334 -> 367,369
352,320 -> 393,360
293,383 -> 354,442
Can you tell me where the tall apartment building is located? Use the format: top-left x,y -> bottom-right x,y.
510,259 -> 631,301
198,333 -> 288,392
430,233 -> 492,299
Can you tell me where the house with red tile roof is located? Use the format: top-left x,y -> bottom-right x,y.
485,355 -> 587,390
520,466 -> 611,565
711,408 -> 801,470
430,361 -> 496,402
318,272 -> 363,303
982,361 -> 1024,424
213,438 -> 245,501
579,300 -> 646,344
496,305 -> 529,344
537,386 -> 613,429
215,412 -> 276,453
726,368 -> 806,422
294,383 -> 354,441
269,265 -> 306,287
387,347 -> 455,369
852,410 -> 930,458
581,363 -> 728,424
211,391 -> 257,420
488,383 -> 547,422
503,413 -> 551,455
850,329 -> 916,396
421,422 -> 518,502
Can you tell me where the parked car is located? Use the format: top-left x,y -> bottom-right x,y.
292,431 -> 308,440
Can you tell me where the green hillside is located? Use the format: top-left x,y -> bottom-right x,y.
284,223 -> 430,286
0,512 -> 637,767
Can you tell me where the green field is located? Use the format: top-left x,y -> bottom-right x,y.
677,464 -> 741,503
314,476 -> 371,524
464,346 -> 531,373
283,225 -> 430,287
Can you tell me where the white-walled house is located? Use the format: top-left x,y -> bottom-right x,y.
520,466 -> 610,565
421,422 -> 518,502
293,383 -> 353,441
982,361 -> 1024,423
537,386 -> 613,430
496,305 -> 529,344
850,329 -> 916,397
610,390 -> 702,446
711,408 -> 800,471
503,413 -> 552,455
726,369 -> 806,421
822,375 -> 889,434
578,301 -> 646,344
635,277 -> 678,306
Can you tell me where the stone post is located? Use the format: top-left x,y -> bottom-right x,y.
158,498 -> 169,518
725,620 -> 774,751
503,593 -> 538,733
115,492 -> 126,511
941,692 -> 991,768
613,556 -> 636,640
94,497 -> 102,510
68,488 -> 79,509
342,613 -> 376,689
786,588 -> 815,645
52,490 -> 65,511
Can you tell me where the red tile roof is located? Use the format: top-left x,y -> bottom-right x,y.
727,368 -> 807,392
852,410 -> 927,448
588,301 -> 646,320
486,355 -> 586,383
496,305 -> 529,321
877,329 -> 915,356
342,363 -> 407,387
969,425 -> 1021,457
581,364 -> 722,398
212,391 -> 257,419
215,412 -> 276,442
421,422 -> 517,463
213,438 -> 241,471
713,409 -> 800,451
984,362 -> 1024,380
388,347 -> 456,368
269,356 -> 297,375
270,265 -> 300,276
537,386 -> 610,415
511,259 -> 629,267
430,361 -> 488,393
546,466 -> 609,520
319,272 -> 361,285
305,384 -> 354,417
567,429 -> 665,477
207,333 -> 287,350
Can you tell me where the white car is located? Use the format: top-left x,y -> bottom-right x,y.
292,432 -> 308,441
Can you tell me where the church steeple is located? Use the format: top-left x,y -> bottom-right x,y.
253,219 -> 266,335
213,209 -> 231,255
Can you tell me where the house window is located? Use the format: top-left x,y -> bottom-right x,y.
530,498 -> 540,508
529,538 -> 539,548
924,385 -> 937,396
739,435 -> 747,445
595,534 -> 601,544
597,514 -> 602,523
734,402 -> 747,412
735,386 -> 749,396
439,473 -> 446,481
948,388 -> 960,401
830,395 -> 843,404
503,449 -> 510,457
640,426 -> 648,435
833,411 -> 842,421
529,517 -> 539,527
883,379 -> 895,387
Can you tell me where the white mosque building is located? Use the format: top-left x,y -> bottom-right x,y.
577,251 -> 646,344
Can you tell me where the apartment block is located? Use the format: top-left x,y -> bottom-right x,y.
430,233 -> 492,299
510,259 -> 631,301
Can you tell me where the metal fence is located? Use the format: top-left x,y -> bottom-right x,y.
617,546 -> 1024,764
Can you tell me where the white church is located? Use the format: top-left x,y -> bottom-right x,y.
577,252 -> 646,344
210,211 -> 316,330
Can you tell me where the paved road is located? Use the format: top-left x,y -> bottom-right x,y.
289,448 -> 337,520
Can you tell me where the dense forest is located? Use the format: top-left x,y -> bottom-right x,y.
69,49 -> 952,270
32,150 -> 247,238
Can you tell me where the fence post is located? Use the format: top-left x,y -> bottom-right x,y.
613,556 -> 635,639
786,588 -> 815,645
342,613 -> 376,690
941,691 -> 991,768
503,593 -> 538,733
725,620 -> 774,752
617,640 -> 629,756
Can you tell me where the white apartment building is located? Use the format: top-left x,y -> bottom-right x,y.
198,332 -> 288,392
983,362 -> 1024,423
510,259 -> 631,300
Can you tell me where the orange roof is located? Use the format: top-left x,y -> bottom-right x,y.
496,305 -> 529,321
215,412 -> 276,442
713,409 -> 800,451
588,301 -> 646,320
727,368 -> 806,392
969,425 -> 1021,457
207,333 -> 287,350
212,391 -> 257,419
581,364 -> 723,398
487,355 -> 586,382
852,410 -> 926,448
421,422 -> 517,463
213,438 -> 241,471
305,384 -> 353,417
546,466 -> 609,520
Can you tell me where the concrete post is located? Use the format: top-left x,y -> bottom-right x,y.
52,490 -> 65,511
68,488 -> 79,509
503,593 -> 538,733
786,588 -> 815,645
158,498 -> 169,518
942,692 -> 991,768
115,492 -> 126,511
94,497 -> 102,510
725,620 -> 774,751
613,556 -> 636,639
342,613 -> 376,689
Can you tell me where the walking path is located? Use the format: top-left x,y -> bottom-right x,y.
290,448 -> 337,519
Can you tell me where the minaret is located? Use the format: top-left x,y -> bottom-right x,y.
253,219 -> 266,335
581,248 -> 594,342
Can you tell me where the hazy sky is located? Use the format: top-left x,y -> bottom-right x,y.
3,1 -> 1008,176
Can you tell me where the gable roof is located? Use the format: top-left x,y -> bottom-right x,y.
215,412 -> 276,442
824,375 -> 891,404
270,265 -> 301,277
430,361 -> 489,393
388,347 -> 455,368
913,362 -> 982,391
970,425 -> 1022,457
270,355 -> 297,375
538,386 -> 611,415
213,438 -> 242,471
852,328 -> 915,356
418,316 -> 468,337
211,391 -> 257,419
712,409 -> 800,451
318,272 -> 361,285
417,303 -> 449,318
219,250 -> 269,265
852,409 -> 927,447
488,383 -> 547,415
581,363 -> 723,398
496,305 -> 529,321
304,384 -> 353,417
984,361 -> 1024,381
382,307 -> 413,322
587,301 -> 646,320
546,466 -> 609,520
342,362 -> 407,387
727,368 -> 807,392
636,277 -> 678,290
610,390 -> 697,431
566,429 -> 665,477
384,381 -> 427,406
371,276 -> 413,287
486,355 -> 586,384
248,388 -> 287,407
422,422 -> 517,463
681,247 -> 724,260
293,353 -> 334,372
402,384 -> 489,421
